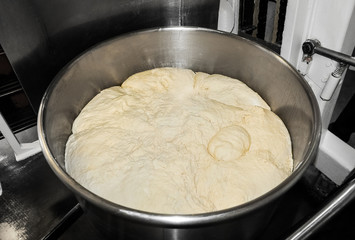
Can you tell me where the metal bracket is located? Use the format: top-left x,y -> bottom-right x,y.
302,39 -> 355,67
302,39 -> 354,101
0,112 -> 41,161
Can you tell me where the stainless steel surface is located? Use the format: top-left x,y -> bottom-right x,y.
0,0 -> 219,112
42,203 -> 83,240
302,39 -> 355,67
37,27 -> 321,239
0,151 -> 77,240
286,177 -> 355,240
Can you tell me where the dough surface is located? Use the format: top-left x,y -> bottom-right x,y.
65,67 -> 293,214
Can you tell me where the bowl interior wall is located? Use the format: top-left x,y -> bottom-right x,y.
42,28 -> 318,177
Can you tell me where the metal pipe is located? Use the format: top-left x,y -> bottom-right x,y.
302,39 -> 355,67
41,203 -> 83,240
285,177 -> 355,240
314,46 -> 355,66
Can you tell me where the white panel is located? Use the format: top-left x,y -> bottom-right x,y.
317,130 -> 355,185
281,0 -> 355,184
281,0 -> 316,66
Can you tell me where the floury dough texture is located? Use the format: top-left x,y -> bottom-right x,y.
65,67 -> 293,214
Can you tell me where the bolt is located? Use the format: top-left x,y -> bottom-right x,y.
302,42 -> 314,55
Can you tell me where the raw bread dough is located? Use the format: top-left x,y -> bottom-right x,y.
65,67 -> 293,214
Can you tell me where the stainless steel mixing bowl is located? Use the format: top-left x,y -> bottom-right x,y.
38,27 -> 321,240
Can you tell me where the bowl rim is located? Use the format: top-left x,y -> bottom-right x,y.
37,26 -> 322,227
